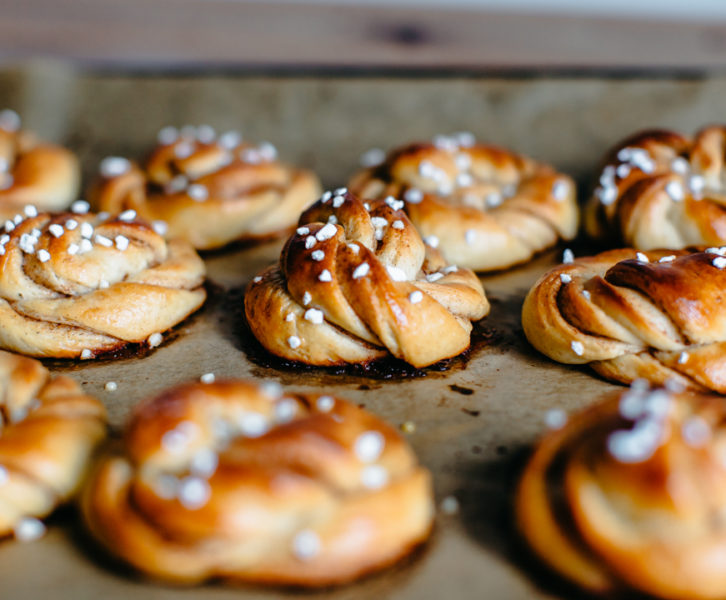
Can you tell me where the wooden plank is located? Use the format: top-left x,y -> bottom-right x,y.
0,0 -> 724,70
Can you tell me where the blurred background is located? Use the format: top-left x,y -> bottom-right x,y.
2,0 -> 726,70
2,0 -> 725,190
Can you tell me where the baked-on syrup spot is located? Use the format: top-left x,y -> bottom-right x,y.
39,281 -> 211,372
231,285 -> 491,381
449,384 -> 474,395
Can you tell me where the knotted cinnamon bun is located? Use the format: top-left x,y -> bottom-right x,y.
0,350 -> 106,540
245,189 -> 489,368
0,208 -> 206,358
81,379 -> 433,585
90,125 -> 321,250
0,109 -> 79,220
522,246 -> 726,392
349,133 -> 577,272
586,126 -> 726,250
518,384 -> 726,599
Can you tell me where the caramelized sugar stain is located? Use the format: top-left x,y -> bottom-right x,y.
475,294 -> 526,354
449,384 -> 474,395
41,283 -> 211,374
220,284 -> 495,384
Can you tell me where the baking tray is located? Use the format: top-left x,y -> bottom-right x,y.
2,64 -> 724,599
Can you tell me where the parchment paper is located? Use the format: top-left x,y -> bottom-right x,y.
1,62 -> 719,599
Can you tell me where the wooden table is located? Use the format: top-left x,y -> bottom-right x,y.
1,0 -> 725,70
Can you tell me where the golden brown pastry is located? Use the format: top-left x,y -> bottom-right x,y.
517,384 -> 726,600
89,125 -> 321,250
349,133 -> 578,271
521,247 -> 726,392
81,379 -> 434,586
0,109 -> 80,220
0,350 -> 106,539
585,126 -> 726,250
0,208 -> 206,358
245,189 -> 489,368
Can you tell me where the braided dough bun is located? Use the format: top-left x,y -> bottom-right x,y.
517,385 -> 726,599
0,209 -> 206,358
81,379 -> 434,586
0,109 -> 79,220
585,126 -> 726,250
245,189 -> 489,368
348,134 -> 577,272
521,247 -> 726,392
0,350 -> 106,537
89,126 -> 321,250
